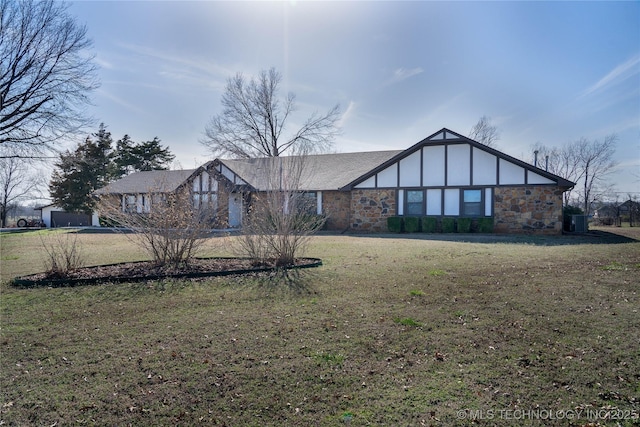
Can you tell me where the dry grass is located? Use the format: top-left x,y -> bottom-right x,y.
1,227 -> 639,426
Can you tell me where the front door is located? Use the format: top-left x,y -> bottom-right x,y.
228,194 -> 242,227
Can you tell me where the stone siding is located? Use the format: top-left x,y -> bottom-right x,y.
350,189 -> 396,232
322,191 -> 351,230
493,186 -> 564,234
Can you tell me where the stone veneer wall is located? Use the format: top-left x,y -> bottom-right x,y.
350,189 -> 396,232
322,191 -> 351,230
493,186 -> 564,234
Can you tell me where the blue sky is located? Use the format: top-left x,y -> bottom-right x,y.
69,1 -> 639,194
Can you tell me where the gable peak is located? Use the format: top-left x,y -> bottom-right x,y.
426,128 -> 467,141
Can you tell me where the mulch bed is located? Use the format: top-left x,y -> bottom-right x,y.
11,257 -> 322,288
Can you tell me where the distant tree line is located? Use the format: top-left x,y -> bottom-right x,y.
49,124 -> 175,213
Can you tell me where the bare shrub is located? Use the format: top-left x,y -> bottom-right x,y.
235,154 -> 326,267
40,230 -> 84,276
97,183 -> 220,268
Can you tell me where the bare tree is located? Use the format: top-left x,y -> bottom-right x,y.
0,0 -> 99,156
628,193 -> 640,227
0,148 -> 37,227
530,141 -> 582,206
531,134 -> 617,214
469,115 -> 500,148
576,135 -> 617,216
96,182 -> 220,268
202,68 -> 341,159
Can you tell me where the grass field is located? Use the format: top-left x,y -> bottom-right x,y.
1,228 -> 639,426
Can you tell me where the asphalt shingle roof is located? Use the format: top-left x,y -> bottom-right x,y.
94,169 -> 196,194
219,150 -> 402,191
94,151 -> 402,195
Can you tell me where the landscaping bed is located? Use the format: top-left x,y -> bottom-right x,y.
11,257 -> 322,288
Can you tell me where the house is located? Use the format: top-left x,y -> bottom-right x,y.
594,199 -> 640,225
94,128 -> 575,234
95,169 -> 197,214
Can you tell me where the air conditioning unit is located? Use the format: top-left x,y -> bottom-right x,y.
571,215 -> 588,233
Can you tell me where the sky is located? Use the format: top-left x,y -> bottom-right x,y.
67,0 -> 640,195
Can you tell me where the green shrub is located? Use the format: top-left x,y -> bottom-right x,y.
457,218 -> 472,233
421,217 -> 438,233
563,205 -> 583,216
477,217 -> 494,233
387,216 -> 403,233
404,216 -> 420,233
441,217 -> 455,233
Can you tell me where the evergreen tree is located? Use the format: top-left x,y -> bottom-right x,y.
113,136 -> 174,177
49,124 -> 113,213
131,137 -> 175,172
113,134 -> 136,177
49,124 -> 176,212
91,124 -> 117,185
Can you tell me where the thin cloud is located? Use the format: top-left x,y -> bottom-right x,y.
580,54 -> 640,98
96,88 -> 147,116
384,67 -> 424,86
118,42 -> 232,83
414,93 -> 466,126
94,56 -> 113,70
158,69 -> 226,92
338,100 -> 357,128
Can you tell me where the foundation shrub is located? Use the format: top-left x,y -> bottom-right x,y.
457,218 -> 472,233
441,217 -> 456,233
387,216 -> 402,233
477,217 -> 494,233
421,217 -> 438,233
404,216 -> 420,233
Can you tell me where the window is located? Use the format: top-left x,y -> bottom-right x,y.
401,188 -> 488,217
300,192 -> 317,215
202,173 -> 209,191
406,190 -> 424,215
124,195 -> 137,213
142,195 -> 150,213
462,189 -> 482,216
192,171 -> 219,215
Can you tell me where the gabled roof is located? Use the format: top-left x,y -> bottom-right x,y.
217,150 -> 402,191
343,127 -> 575,189
94,169 -> 197,195
96,127 -> 576,197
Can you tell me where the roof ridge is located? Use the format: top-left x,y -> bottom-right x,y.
220,149 -> 403,162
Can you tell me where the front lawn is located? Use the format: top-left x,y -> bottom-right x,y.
1,228 -> 639,426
